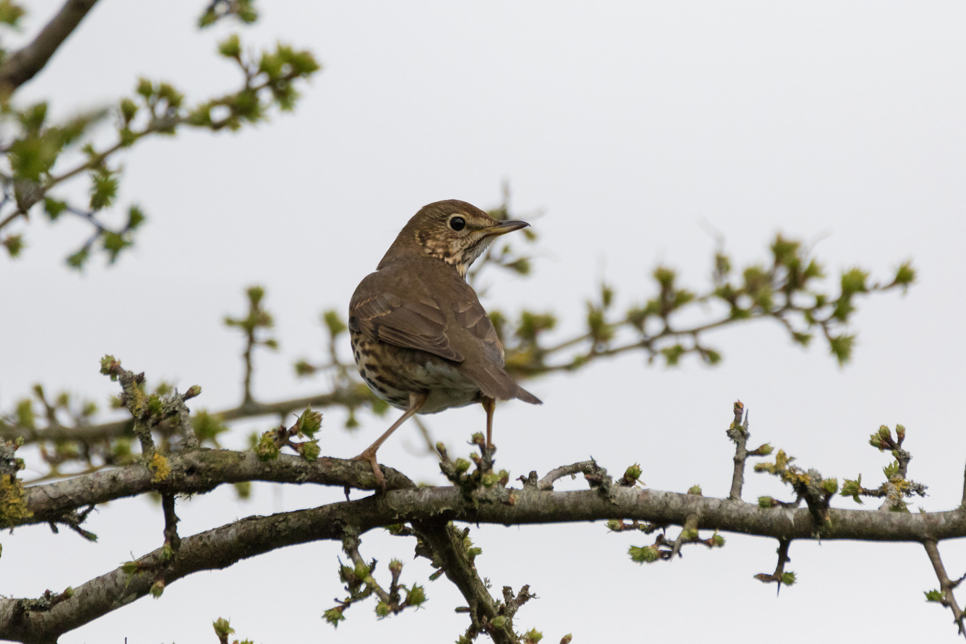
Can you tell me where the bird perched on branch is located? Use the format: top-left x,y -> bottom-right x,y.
348,199 -> 541,489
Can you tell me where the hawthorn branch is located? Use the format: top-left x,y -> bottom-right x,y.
412,518 -> 517,644
0,0 -> 100,97
754,539 -> 793,592
15,456 -> 966,542
536,460 -> 602,491
18,449 -> 415,529
0,387 -> 371,446
6,471 -> 966,641
924,539 -> 966,638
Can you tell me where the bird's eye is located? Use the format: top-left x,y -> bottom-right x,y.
449,216 -> 466,231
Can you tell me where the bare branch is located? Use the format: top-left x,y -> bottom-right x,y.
754,539 -> 794,592
19,449 -> 415,529
924,539 -> 966,638
0,386 -> 371,446
413,519 -> 518,644
7,468 -> 966,640
727,401 -> 748,500
0,0 -> 100,97
537,460 -> 602,491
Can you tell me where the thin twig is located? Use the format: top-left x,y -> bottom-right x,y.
727,401 -> 748,501
412,519 -> 519,644
342,532 -> 392,606
754,539 -> 793,594
537,460 -> 601,491
923,539 -> 966,638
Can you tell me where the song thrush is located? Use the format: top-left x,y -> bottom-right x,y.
349,199 -> 541,488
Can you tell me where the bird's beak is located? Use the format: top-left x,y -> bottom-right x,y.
483,220 -> 530,237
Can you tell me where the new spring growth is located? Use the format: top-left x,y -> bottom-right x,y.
629,545 -> 660,564
212,618 -> 235,639
620,464 -> 642,486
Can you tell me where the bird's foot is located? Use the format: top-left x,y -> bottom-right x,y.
352,448 -> 387,493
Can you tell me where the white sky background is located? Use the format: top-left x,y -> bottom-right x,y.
2,1 -> 966,641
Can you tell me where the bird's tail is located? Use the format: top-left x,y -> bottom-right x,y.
463,362 -> 542,405
512,383 -> 542,405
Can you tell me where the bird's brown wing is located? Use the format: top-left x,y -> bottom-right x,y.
350,284 -> 464,363
451,297 -> 504,366
451,286 -> 542,404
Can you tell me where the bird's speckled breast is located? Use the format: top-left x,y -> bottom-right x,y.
350,331 -> 481,413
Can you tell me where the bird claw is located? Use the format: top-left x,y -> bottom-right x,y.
352,449 -> 388,493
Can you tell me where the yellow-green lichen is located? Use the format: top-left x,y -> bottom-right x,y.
149,453 -> 171,482
0,474 -> 33,526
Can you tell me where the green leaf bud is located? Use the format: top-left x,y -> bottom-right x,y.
254,432 -> 280,461
100,355 -> 119,379
405,583 -> 426,607
323,310 -> 347,338
481,472 -> 500,487
218,33 -> 242,58
299,440 -> 320,461
323,606 -> 345,627
212,617 -> 235,637
2,234 -> 24,258
924,589 -> 944,602
295,407 -> 322,438
623,463 -> 642,483
629,545 -> 659,563
893,262 -> 915,288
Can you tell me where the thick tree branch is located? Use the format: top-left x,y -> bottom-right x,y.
6,473 -> 966,641
16,456 -> 966,541
18,449 -> 414,529
0,0 -> 100,97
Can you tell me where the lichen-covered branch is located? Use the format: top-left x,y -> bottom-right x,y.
5,472 -> 966,642
14,449 -> 414,529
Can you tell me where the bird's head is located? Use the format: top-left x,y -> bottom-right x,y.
380,199 -> 530,278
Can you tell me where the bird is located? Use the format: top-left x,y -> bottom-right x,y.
348,199 -> 542,489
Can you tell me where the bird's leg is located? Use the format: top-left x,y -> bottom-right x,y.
354,391 -> 427,491
481,396 -> 497,471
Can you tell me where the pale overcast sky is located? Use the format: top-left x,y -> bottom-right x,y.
3,1 -> 966,642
